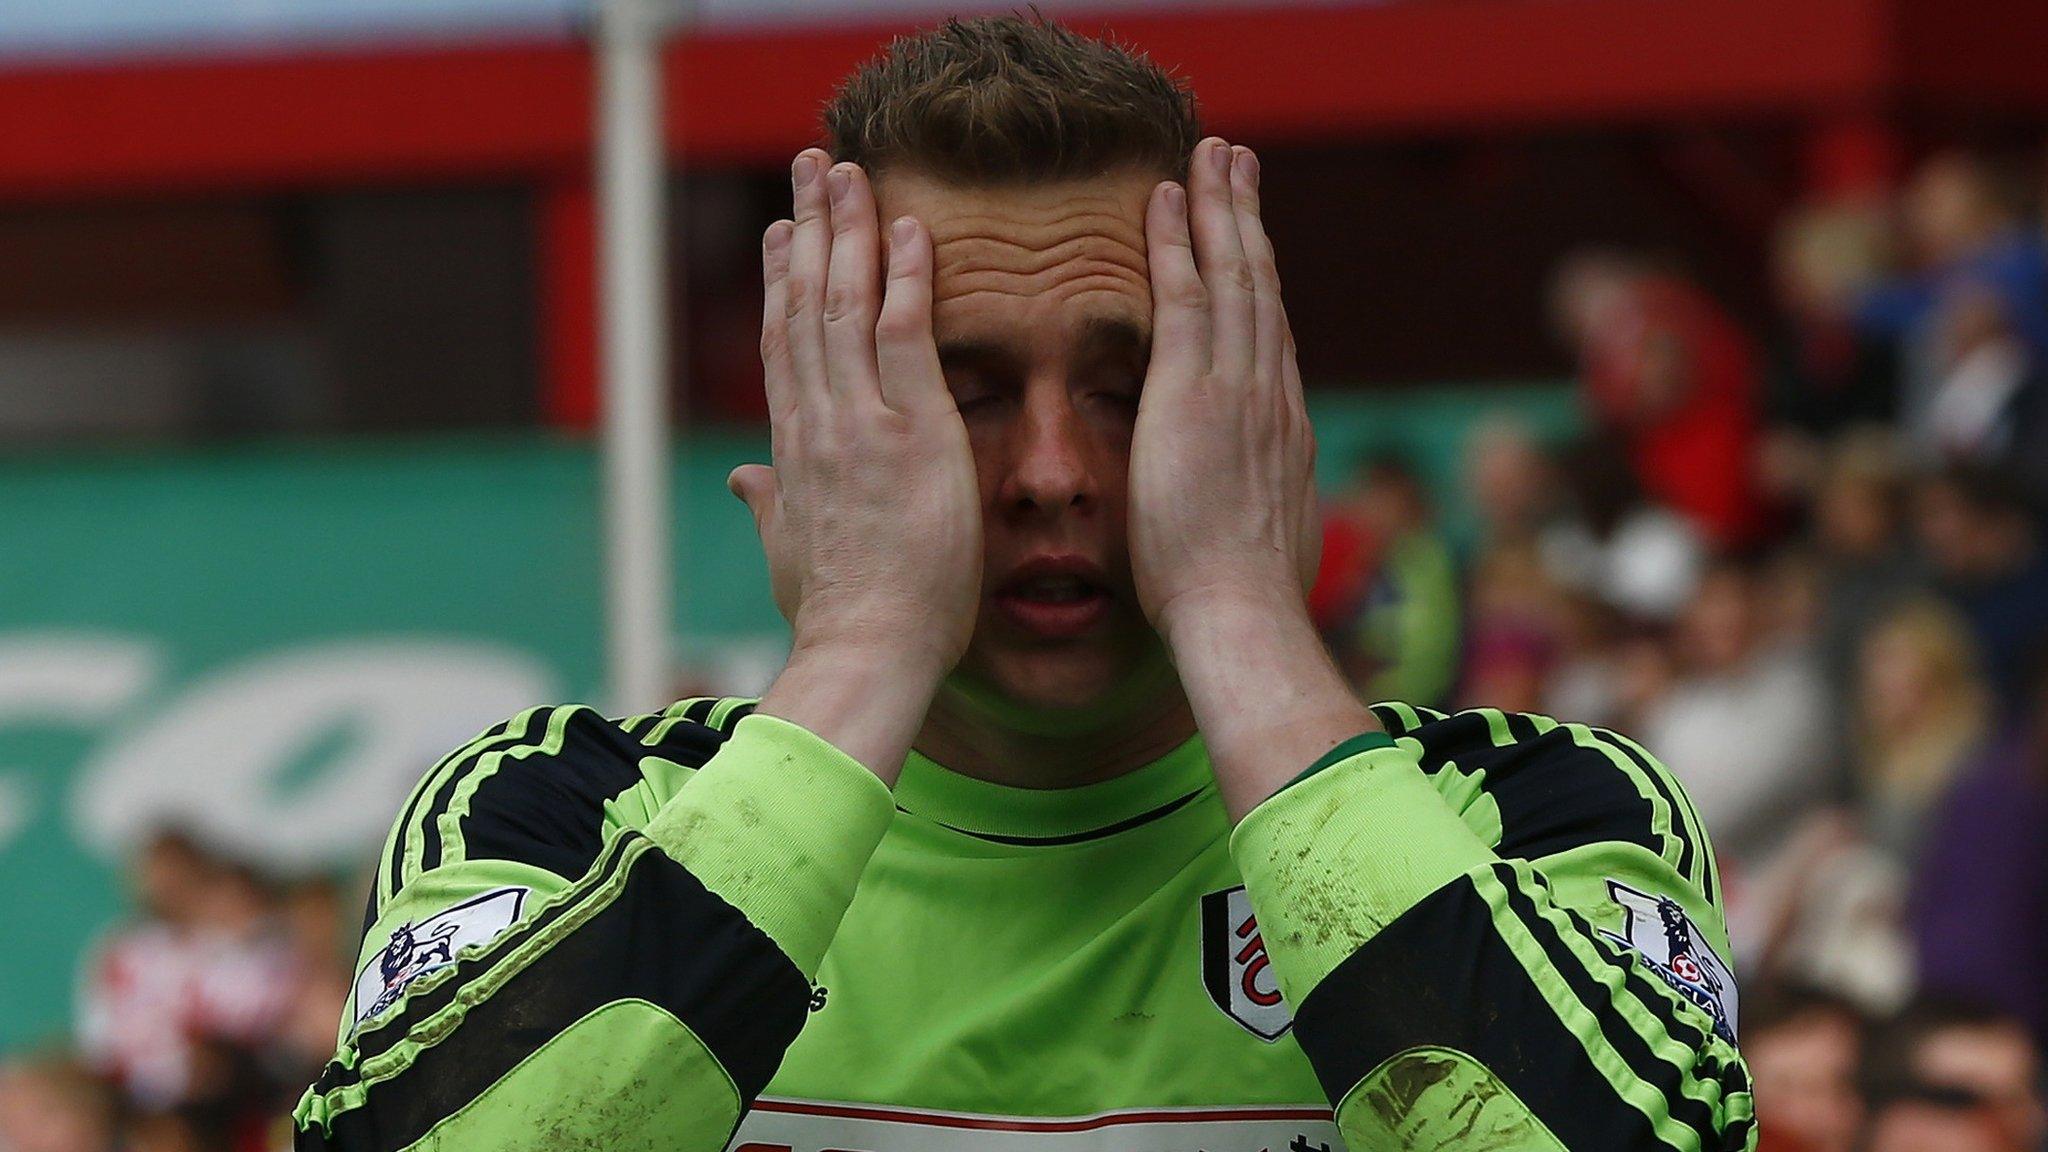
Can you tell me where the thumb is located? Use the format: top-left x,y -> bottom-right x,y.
726,464 -> 779,530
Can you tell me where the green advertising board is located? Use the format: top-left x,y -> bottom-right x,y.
0,385 -> 1575,1050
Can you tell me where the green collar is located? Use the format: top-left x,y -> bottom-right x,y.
895,734 -> 1213,843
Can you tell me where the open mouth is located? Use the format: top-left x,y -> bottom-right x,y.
993,563 -> 1114,639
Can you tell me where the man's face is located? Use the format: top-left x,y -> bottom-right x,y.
1916,1025 -> 2046,1151
1746,1012 -> 1863,1152
873,170 -> 1166,723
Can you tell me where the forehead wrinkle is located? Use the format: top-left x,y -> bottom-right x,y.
941,260 -> 1149,297
934,281 -> 1151,350
940,272 -> 1150,310
936,232 -> 1148,281
899,175 -> 1158,352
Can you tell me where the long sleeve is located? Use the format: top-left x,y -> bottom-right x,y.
1231,704 -> 1754,1152
293,702 -> 893,1152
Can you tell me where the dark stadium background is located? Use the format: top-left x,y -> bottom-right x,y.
3,2 -> 2046,1150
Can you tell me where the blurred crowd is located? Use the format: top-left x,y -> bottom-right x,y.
1316,148 -> 2048,1152
7,146 -> 2048,1152
0,831 -> 352,1152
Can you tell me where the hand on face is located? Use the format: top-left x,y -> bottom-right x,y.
734,150 -> 983,684
1128,138 -> 1320,639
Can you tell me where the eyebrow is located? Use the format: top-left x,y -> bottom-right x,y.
934,338 -> 1021,376
1076,315 -> 1152,360
935,316 -> 1151,366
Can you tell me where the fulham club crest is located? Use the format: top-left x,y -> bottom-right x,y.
1201,886 -> 1294,1041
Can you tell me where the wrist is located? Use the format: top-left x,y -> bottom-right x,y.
758,635 -> 945,788
1154,575 -> 1311,652
1161,590 -> 1378,821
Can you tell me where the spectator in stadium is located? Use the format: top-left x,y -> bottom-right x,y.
1859,152 -> 2048,396
1463,414 -> 1561,550
1852,599 -> 1993,863
1911,284 -> 2045,466
76,830 -> 297,1113
1539,435 -> 1706,625
1551,250 -> 1768,549
1862,999 -> 2046,1152
0,1051 -> 116,1152
1741,985 -> 1868,1152
277,873 -> 347,973
1912,463 -> 2048,709
1862,1086 -> 2022,1152
1907,650 -> 2048,1049
119,1110 -> 209,1152
74,828 -> 217,1106
1456,540 -> 1561,715
1636,555 -> 1831,871
1326,455 -> 1462,708
1768,201 -> 1902,441
1809,428 -> 1924,779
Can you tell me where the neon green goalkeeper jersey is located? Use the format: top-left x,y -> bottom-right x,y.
294,698 -> 1754,1151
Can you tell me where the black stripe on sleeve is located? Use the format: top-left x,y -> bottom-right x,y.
350,833 -> 641,1063
1367,708 -> 1705,891
414,708 -> 557,880
310,833 -> 808,1152
1592,728 -> 1715,906
1498,868 -> 1733,1149
1399,714 -> 1663,864
351,695 -> 744,1057
1291,865 -> 1702,1151
617,711 -> 664,739
450,709 -> 654,881
1504,710 -> 1543,744
425,705 -> 738,884
384,714 -> 526,905
1483,725 -> 1666,863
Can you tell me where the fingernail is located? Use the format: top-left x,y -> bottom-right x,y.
891,216 -> 916,247
1211,141 -> 1232,176
827,165 -> 851,205
1238,148 -> 1260,187
792,153 -> 817,188
1164,183 -> 1185,214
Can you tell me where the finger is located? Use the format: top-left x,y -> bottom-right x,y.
759,220 -> 797,423
785,149 -> 833,399
1143,180 -> 1211,388
1189,136 -> 1253,381
1280,312 -> 1307,427
822,162 -> 884,401
727,463 -> 779,530
875,215 -> 950,414
1230,146 -> 1287,391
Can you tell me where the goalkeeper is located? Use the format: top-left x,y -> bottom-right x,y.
295,15 -> 1753,1151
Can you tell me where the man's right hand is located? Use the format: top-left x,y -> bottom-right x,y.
732,149 -> 981,782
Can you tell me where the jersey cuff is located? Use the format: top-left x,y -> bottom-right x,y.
1229,741 -> 1493,1004
1281,730 -> 1397,795
644,712 -> 894,977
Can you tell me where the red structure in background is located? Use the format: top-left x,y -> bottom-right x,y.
4,0 -> 2045,425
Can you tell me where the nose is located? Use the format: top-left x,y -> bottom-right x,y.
997,386 -> 1097,520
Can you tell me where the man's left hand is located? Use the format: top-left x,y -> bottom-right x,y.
1130,136 -> 1378,820
1128,136 -> 1319,636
